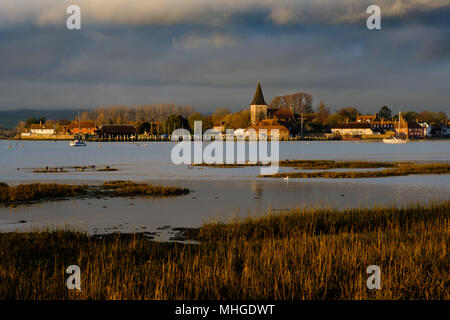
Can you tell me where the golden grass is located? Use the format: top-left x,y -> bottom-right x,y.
101,181 -> 189,196
0,181 -> 189,204
192,160 -> 397,169
0,183 -> 88,202
192,162 -> 267,168
263,163 -> 450,178
278,160 -> 398,169
0,201 -> 448,299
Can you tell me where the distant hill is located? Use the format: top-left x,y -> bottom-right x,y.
0,109 -> 89,129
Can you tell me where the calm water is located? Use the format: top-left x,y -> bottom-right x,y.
1,140 -> 449,239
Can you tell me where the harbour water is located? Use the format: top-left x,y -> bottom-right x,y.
1,140 -> 449,239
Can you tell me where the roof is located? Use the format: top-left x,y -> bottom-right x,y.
68,121 -> 96,129
333,122 -> 371,129
250,81 -> 267,106
99,124 -> 136,134
274,108 -> 294,120
406,122 -> 424,129
247,119 -> 289,132
357,114 -> 377,121
30,124 -> 54,129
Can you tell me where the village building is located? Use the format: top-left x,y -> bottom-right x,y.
356,113 -> 377,123
246,119 -> 290,140
331,122 -> 374,135
68,121 -> 96,135
418,122 -> 432,137
212,122 -> 226,134
441,121 -> 450,137
272,108 -> 296,131
396,120 -> 425,139
356,113 -> 397,133
20,128 -> 31,137
370,119 -> 395,133
29,123 -> 55,135
249,81 -> 268,125
247,82 -> 291,139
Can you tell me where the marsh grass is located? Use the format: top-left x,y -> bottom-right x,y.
192,162 -> 267,168
278,160 -> 398,169
0,201 -> 448,300
193,160 -> 399,169
263,163 -> 450,178
0,181 -> 189,204
0,183 -> 88,203
101,181 -> 189,196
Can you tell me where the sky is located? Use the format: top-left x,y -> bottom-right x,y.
0,0 -> 449,114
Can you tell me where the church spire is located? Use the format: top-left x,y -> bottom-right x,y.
250,81 -> 267,105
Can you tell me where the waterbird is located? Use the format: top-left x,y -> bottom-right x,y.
284,176 -> 289,181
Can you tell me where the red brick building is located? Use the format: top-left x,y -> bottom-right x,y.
68,121 -> 97,135
396,119 -> 425,139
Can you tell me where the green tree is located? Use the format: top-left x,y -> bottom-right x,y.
338,107 -> 359,122
165,114 -> 190,133
378,106 -> 392,120
400,111 -> 418,122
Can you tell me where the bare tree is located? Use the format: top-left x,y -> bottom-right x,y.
269,93 -> 314,115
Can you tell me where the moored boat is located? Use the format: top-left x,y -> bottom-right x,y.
383,136 -> 408,144
383,111 -> 408,144
69,139 -> 86,147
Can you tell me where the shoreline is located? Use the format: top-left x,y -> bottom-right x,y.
3,137 -> 450,142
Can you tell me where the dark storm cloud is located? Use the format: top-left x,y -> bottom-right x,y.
0,1 -> 449,112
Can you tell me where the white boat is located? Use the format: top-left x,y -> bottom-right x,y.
69,139 -> 86,147
383,136 -> 407,144
383,111 -> 408,144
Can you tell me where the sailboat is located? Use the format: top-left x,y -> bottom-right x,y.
383,112 -> 408,144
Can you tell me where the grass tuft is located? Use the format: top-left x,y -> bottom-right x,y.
0,181 -> 189,204
263,162 -> 450,178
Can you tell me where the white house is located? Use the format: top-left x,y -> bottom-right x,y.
331,122 -> 374,135
30,123 -> 55,135
418,122 -> 432,137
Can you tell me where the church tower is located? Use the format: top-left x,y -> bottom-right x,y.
250,81 -> 268,125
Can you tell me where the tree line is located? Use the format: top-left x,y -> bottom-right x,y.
10,99 -> 449,137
